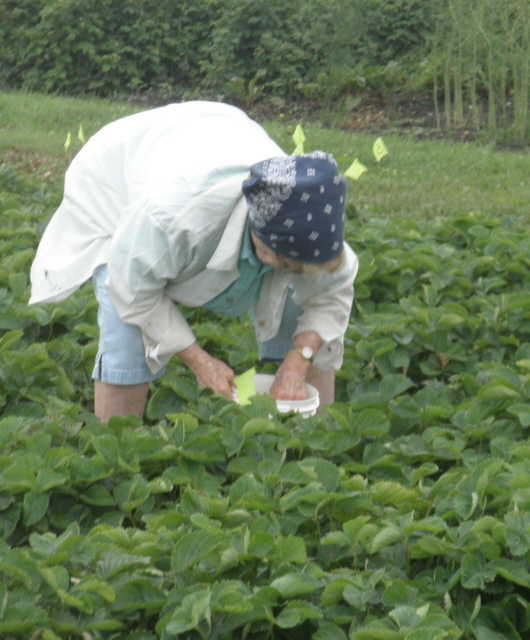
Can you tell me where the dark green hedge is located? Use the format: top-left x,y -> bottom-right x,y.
0,0 -> 436,99
0,0 -> 223,95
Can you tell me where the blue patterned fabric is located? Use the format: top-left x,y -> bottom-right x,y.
242,151 -> 347,263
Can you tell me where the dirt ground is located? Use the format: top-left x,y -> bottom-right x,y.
254,92 -> 529,149
137,90 -> 441,133
135,89 -> 528,148
256,93 -> 446,137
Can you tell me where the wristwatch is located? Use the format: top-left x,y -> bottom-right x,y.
293,345 -> 314,362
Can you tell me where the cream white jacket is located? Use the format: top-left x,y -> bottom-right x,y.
30,102 -> 358,374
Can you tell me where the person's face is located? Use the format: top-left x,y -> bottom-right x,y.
249,231 -> 304,273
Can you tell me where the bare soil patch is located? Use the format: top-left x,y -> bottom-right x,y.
130,89 -> 530,149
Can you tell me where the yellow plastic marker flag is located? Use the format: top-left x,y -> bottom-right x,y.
373,137 -> 389,162
345,158 -> 368,180
234,367 -> 256,405
78,125 -> 86,144
64,132 -> 72,151
293,123 -> 305,154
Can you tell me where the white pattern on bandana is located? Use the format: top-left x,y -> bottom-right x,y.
249,157 -> 296,229
306,150 -> 338,166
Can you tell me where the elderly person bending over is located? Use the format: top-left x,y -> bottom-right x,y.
29,102 -> 358,422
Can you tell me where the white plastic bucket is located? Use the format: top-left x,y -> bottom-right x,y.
234,373 -> 320,418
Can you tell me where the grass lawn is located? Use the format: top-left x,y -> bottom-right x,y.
2,89 -> 529,221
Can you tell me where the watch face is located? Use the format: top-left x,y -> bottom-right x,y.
302,346 -> 314,360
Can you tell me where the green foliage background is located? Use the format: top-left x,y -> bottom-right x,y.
0,0 -> 435,99
3,124 -> 530,636
0,0 -> 223,95
2,0 -> 530,623
4,0 -> 530,137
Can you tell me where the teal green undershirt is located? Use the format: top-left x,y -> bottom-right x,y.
202,222 -> 272,316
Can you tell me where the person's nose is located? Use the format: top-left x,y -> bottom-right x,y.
262,248 -> 282,270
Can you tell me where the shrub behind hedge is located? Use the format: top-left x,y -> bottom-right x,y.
0,0 -> 435,99
0,0 -> 223,95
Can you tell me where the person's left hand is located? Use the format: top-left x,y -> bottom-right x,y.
270,350 -> 311,400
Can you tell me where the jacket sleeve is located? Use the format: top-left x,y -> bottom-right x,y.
104,201 -> 197,375
291,243 -> 358,369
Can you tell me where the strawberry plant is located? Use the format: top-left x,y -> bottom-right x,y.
2,163 -> 530,638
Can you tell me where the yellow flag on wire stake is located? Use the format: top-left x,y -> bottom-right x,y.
78,125 -> 86,144
64,132 -> 72,152
345,158 -> 368,180
373,137 -> 389,162
293,123 -> 305,154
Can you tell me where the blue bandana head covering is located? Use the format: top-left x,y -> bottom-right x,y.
242,151 -> 347,263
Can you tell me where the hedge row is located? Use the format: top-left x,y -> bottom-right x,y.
0,0 -> 436,99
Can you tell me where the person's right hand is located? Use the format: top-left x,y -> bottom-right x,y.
177,343 -> 235,399
193,355 -> 235,398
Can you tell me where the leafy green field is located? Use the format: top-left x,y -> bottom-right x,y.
2,91 -> 530,639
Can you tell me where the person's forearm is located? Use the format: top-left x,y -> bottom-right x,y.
270,331 -> 325,400
293,330 -> 324,354
178,342 -> 210,371
282,330 -> 324,382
